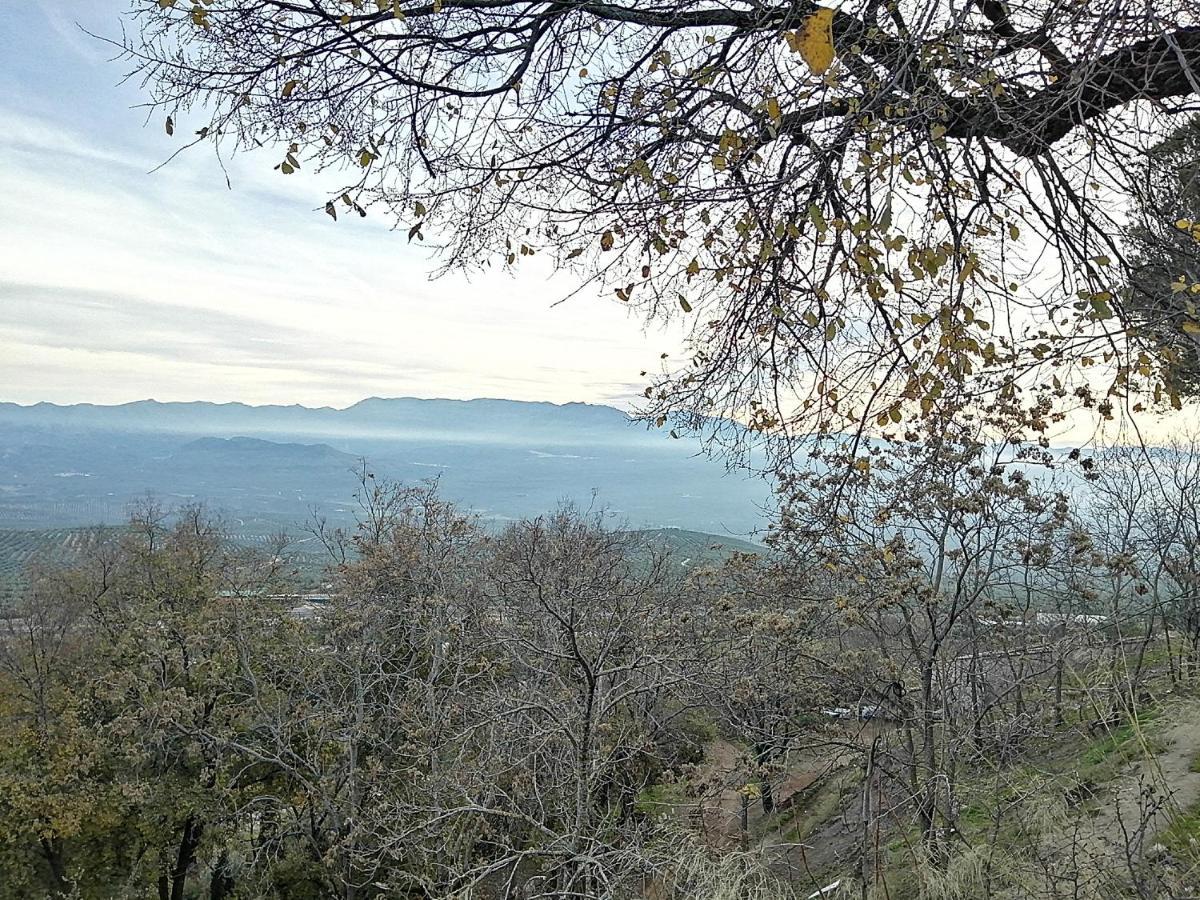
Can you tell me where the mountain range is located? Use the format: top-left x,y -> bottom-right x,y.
0,397 -> 769,539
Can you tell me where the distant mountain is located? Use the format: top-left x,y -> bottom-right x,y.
0,397 -> 635,444
171,436 -> 358,468
0,397 -> 769,537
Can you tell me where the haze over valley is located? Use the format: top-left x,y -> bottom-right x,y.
0,396 -> 768,539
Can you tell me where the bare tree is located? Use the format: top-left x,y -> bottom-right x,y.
476,506 -> 697,897
771,422 -> 1075,875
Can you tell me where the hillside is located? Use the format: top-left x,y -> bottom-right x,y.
632,527 -> 764,564
0,523 -> 764,600
170,436 -> 359,468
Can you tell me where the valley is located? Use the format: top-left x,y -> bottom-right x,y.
0,397 -> 770,537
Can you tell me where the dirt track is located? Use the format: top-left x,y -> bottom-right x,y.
1090,701 -> 1200,850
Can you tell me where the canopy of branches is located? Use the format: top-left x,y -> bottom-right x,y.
125,0 -> 1200,452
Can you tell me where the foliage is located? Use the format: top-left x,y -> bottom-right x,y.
119,0 -> 1200,455
1124,116 -> 1200,396
4,445 -> 1200,896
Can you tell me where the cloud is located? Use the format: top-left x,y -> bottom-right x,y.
0,11 -> 675,410
0,100 -> 674,408
33,1 -> 119,65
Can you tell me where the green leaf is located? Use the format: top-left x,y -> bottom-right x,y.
1089,293 -> 1114,320
807,203 -> 827,233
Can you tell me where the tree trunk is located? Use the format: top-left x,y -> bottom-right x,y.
739,792 -> 750,847
753,743 -> 775,816
859,737 -> 880,900
210,848 -> 235,900
919,659 -> 946,867
168,815 -> 203,900
1054,654 -> 1065,728
39,836 -> 70,896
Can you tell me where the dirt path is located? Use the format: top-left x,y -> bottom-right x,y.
1088,701 -> 1200,851
682,737 -> 841,845
1021,699 -> 1200,900
690,738 -> 746,842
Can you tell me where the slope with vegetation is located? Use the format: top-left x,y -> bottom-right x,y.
3,430 -> 1200,898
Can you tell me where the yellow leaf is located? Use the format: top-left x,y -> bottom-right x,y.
794,8 -> 836,75
1183,321 -> 1200,336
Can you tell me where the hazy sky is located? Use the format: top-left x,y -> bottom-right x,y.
0,2 -> 676,409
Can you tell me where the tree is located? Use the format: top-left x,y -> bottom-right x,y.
1124,116 -> 1200,396
770,421 -> 1075,870
271,480 -> 710,898
119,0 -> 1200,456
478,506 -> 698,897
94,502 -> 284,900
0,536 -> 131,899
0,504 -> 293,899
1082,437 -> 1200,691
686,550 -> 829,821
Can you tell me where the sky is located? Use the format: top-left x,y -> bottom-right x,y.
0,4 -> 1190,446
0,2 -> 676,409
